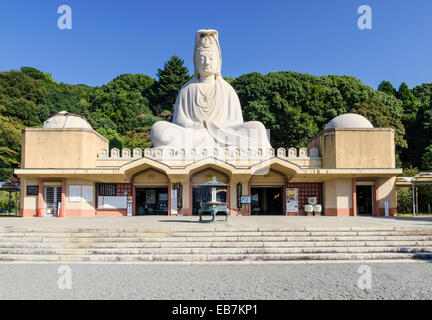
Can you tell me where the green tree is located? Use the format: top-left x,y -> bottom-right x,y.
0,116 -> 23,168
0,70 -> 47,126
20,66 -> 56,84
88,74 -> 154,134
378,81 -> 396,96
38,82 -> 93,122
96,128 -> 125,151
421,145 -> 432,170
397,82 -> 419,122
151,55 -> 191,114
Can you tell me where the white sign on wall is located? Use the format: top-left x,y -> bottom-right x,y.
241,196 -> 251,204
171,189 -> 178,215
82,186 -> 93,203
99,196 -> 127,209
69,185 -> 81,202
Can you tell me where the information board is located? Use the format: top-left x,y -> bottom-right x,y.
286,188 -> 299,213
99,196 -> 127,209
99,184 -> 117,196
27,185 -> 39,196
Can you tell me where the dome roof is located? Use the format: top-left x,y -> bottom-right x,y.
43,111 -> 93,130
325,113 -> 373,130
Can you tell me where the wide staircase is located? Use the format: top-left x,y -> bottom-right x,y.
1,226 -> 432,263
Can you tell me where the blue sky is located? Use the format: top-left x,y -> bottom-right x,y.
0,0 -> 431,89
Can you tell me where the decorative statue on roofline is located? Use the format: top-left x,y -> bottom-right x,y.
150,29 -> 272,150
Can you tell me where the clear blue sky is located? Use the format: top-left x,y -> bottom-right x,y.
0,0 -> 431,89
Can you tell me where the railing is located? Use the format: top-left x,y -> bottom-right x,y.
97,147 -> 320,161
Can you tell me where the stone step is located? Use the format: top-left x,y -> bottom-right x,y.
1,230 -> 432,236
1,246 -> 431,256
1,234 -> 432,243
1,252 -> 432,262
0,238 -> 432,248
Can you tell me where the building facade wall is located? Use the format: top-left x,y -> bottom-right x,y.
21,128 -> 108,169
323,178 -> 353,216
309,128 -> 396,169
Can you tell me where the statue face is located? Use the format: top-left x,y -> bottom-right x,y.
196,50 -> 218,77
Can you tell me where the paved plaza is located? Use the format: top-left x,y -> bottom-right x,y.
0,216 -> 432,231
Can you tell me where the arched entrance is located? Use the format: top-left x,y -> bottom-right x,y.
249,169 -> 286,215
132,168 -> 170,215
190,167 -> 230,215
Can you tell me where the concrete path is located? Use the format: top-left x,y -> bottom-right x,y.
0,216 -> 432,231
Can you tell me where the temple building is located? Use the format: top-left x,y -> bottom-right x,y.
15,111 -> 401,218
14,29 -> 402,217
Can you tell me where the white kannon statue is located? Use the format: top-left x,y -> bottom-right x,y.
150,29 -> 272,150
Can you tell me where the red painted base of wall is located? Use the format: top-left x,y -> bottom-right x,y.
64,210 -> 96,217
21,209 -> 37,217
178,209 -> 192,216
324,208 -> 352,216
229,209 -> 252,216
96,210 -> 127,216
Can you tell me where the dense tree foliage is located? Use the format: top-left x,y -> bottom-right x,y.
0,57 -> 431,214
232,72 -> 405,149
378,80 -> 396,96
151,55 -> 191,116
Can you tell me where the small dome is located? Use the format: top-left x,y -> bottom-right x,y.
325,113 -> 373,130
43,111 -> 93,130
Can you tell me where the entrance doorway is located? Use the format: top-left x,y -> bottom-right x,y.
356,185 -> 373,215
44,186 -> 62,217
135,187 -> 169,215
251,187 -> 283,215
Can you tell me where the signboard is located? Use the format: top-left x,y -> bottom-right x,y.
286,188 -> 299,213
69,185 -> 81,202
241,196 -> 251,204
177,184 -> 183,209
27,185 -> 39,196
171,189 -> 178,215
99,184 -> 117,196
127,196 -> 132,216
385,201 -> 389,217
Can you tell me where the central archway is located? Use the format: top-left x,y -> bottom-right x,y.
189,167 -> 230,216
131,168 -> 171,216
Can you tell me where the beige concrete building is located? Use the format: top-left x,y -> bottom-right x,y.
15,111 -> 401,218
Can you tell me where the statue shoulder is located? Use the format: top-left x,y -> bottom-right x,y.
219,78 -> 237,93
179,77 -> 198,93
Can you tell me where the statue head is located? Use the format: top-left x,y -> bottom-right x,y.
193,29 -> 222,79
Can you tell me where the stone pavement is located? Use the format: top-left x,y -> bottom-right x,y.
0,215 -> 431,231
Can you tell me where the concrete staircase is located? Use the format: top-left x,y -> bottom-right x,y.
1,226 -> 432,263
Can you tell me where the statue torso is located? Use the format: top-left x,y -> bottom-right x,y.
172,76 -> 244,129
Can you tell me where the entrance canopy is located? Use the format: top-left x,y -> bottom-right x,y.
396,172 -> 432,215
396,172 -> 432,186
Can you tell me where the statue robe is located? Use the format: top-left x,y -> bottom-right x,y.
151,76 -> 271,150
